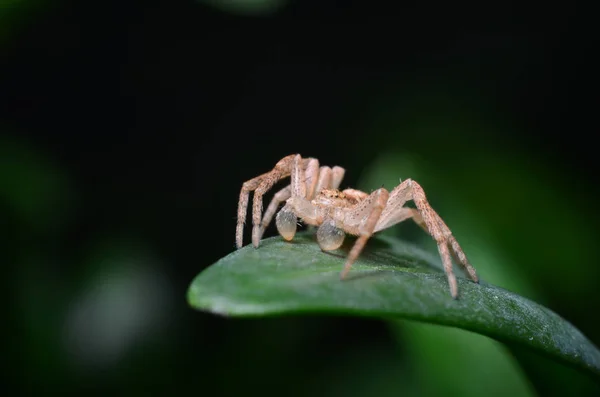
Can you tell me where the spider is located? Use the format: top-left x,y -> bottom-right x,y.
236,154 -> 479,298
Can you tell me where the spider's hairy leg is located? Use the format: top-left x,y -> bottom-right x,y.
236,172 -> 268,249
290,154 -> 306,197
380,207 -> 478,284
375,207 -> 420,233
313,165 -> 346,199
285,156 -> 323,231
273,155 -> 314,241
384,179 -> 478,298
339,188 -> 389,279
341,188 -> 369,201
410,180 -> 478,288
261,185 -> 291,238
314,166 -> 332,197
448,235 -> 478,283
331,166 -> 345,189
304,159 -> 320,200
236,154 -> 298,249
262,159 -> 321,240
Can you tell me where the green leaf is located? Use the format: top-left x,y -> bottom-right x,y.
188,231 -> 600,380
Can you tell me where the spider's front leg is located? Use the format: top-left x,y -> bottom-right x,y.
236,154 -> 306,249
262,158 -> 322,241
275,155 -> 321,240
376,179 -> 479,298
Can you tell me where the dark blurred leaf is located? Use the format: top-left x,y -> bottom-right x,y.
198,0 -> 287,15
188,232 -> 600,380
0,136 -> 73,229
0,0 -> 49,46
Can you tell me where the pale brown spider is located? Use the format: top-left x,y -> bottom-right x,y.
236,154 -> 479,298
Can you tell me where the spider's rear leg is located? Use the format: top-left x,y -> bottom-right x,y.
339,188 -> 389,279
379,206 -> 478,288
379,179 -> 478,298
407,212 -> 478,284
410,181 -> 478,285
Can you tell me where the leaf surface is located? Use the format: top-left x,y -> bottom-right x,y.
188,232 -> 600,379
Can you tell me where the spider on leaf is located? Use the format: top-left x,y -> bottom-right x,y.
236,154 -> 479,299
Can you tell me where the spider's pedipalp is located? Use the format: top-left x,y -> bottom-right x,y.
316,219 -> 345,251
276,203 -> 298,240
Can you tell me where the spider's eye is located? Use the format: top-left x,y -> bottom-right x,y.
276,205 -> 297,241
317,220 -> 345,251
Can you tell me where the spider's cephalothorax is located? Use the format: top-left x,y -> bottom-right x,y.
281,188 -> 364,252
236,154 -> 479,299
314,188 -> 363,208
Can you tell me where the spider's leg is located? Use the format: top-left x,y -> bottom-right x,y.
249,155 -> 307,247
275,155 -> 320,239
314,166 -> 332,198
448,235 -> 478,283
331,166 -> 346,190
237,172 -> 269,249
260,158 -> 321,240
378,205 -> 478,283
304,159 -> 320,200
338,187 -> 389,279
236,154 -> 300,249
341,188 -> 369,201
290,154 -> 306,198
409,180 -> 478,288
298,164 -> 336,234
374,207 -> 418,232
260,185 -> 291,238
386,209 -> 477,283
378,179 -> 477,298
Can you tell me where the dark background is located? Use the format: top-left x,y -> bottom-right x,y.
2,1 -> 599,396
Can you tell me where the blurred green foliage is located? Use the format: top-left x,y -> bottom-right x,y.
393,321 -> 536,397
3,1 -> 599,396
0,0 -> 46,46
198,0 -> 288,15
351,86 -> 600,396
6,86 -> 600,396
